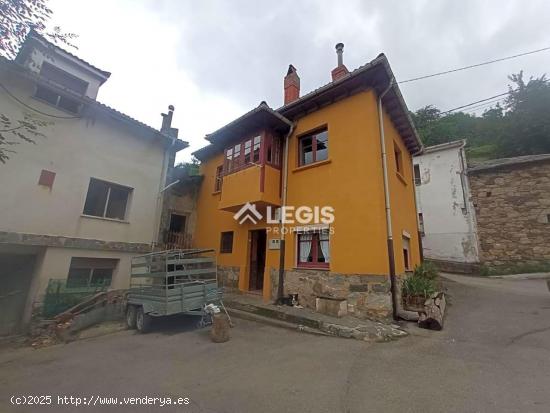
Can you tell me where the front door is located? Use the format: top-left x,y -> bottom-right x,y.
249,229 -> 266,291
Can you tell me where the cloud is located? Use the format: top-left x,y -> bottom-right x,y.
49,0 -> 550,161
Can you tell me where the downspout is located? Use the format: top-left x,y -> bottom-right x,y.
377,78 -> 399,321
152,136 -> 176,250
276,122 -> 296,302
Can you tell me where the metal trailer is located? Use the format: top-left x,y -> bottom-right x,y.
126,249 -> 226,333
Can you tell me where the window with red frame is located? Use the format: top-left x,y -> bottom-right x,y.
297,230 -> 330,268
299,128 -> 328,166
252,135 -> 261,162
214,165 -> 223,192
223,135 -> 263,173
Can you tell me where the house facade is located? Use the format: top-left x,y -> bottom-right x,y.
413,140 -> 479,264
192,45 -> 422,319
0,32 -> 186,334
469,154 -> 550,271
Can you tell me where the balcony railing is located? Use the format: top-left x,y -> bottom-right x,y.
163,231 -> 192,250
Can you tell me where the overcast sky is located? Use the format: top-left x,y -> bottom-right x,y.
49,0 -> 550,161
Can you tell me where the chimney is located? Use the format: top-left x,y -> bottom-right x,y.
284,64 -> 300,104
331,42 -> 349,81
160,105 -> 179,138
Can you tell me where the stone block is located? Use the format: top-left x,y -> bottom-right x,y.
315,297 -> 348,318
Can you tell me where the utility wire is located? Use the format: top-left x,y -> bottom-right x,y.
399,46 -> 550,84
0,82 -> 80,119
439,78 -> 550,115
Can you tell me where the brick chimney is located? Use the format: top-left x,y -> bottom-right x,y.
331,43 -> 349,81
284,64 -> 300,104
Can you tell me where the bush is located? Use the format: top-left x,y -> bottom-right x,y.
402,275 -> 436,298
402,262 -> 439,299
412,261 -> 438,280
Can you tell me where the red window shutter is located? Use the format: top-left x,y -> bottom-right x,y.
38,170 -> 56,188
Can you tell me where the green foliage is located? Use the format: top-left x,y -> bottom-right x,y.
480,261 -> 550,276
403,262 -> 439,298
412,261 -> 438,280
412,72 -> 550,160
402,274 -> 436,298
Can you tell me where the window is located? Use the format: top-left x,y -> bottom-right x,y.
40,62 -> 89,95
225,148 -> 233,172
394,142 -> 403,175
220,231 -> 234,253
83,178 -> 132,220
66,257 -> 118,288
35,85 -> 81,114
214,165 -> 223,192
232,143 -> 242,169
414,164 -> 421,185
244,140 -> 252,164
38,169 -> 56,188
169,214 -> 186,233
297,229 -> 330,268
299,128 -> 328,166
418,213 -> 425,235
252,135 -> 261,163
402,236 -> 411,271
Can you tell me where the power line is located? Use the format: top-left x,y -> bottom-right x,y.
439,91 -> 511,115
399,46 -> 550,84
439,78 -> 550,115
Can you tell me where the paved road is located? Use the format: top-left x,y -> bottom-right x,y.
1,274 -> 550,412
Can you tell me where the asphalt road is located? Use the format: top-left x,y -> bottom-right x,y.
1,273 -> 550,413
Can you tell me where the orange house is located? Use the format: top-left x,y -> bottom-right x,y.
192,44 -> 422,319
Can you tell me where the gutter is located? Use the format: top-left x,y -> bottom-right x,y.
276,122 -> 296,302
377,78 -> 399,321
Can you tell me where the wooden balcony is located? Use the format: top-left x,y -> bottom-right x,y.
218,164 -> 281,212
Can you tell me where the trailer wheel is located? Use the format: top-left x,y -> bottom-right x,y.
126,305 -> 137,329
136,306 -> 152,333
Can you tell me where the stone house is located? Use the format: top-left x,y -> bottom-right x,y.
0,32 -> 186,334
413,140 -> 479,265
191,44 -> 423,320
468,154 -> 550,271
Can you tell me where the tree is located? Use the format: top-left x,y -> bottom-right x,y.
411,71 -> 550,160
0,0 -> 76,163
499,71 -> 550,156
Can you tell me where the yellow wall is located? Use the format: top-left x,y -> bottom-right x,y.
193,89 -> 421,300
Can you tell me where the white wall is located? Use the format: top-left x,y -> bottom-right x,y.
0,68 -> 166,245
414,144 -> 479,263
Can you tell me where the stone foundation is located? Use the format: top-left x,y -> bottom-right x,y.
218,265 -> 240,289
270,268 -> 393,320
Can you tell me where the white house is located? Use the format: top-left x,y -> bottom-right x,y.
0,32 -> 187,334
413,140 -> 479,264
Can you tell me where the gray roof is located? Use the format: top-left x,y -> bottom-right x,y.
468,153 -> 550,174
421,139 -> 466,155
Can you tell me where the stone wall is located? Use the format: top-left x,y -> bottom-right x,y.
270,268 -> 393,320
218,265 -> 240,290
469,159 -> 550,269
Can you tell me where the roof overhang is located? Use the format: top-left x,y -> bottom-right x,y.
0,57 -> 187,153
193,102 -> 292,161
16,31 -> 111,85
278,54 -> 423,154
421,139 -> 466,155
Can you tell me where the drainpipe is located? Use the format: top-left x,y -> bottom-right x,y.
276,123 -> 296,302
377,78 -> 399,321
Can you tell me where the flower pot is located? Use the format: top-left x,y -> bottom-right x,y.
402,294 -> 427,312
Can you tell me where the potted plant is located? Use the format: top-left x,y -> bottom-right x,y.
402,262 -> 438,312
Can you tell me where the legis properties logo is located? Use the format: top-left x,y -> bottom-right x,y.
233,203 -> 335,226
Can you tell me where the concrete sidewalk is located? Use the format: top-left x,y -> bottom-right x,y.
223,292 -> 407,342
